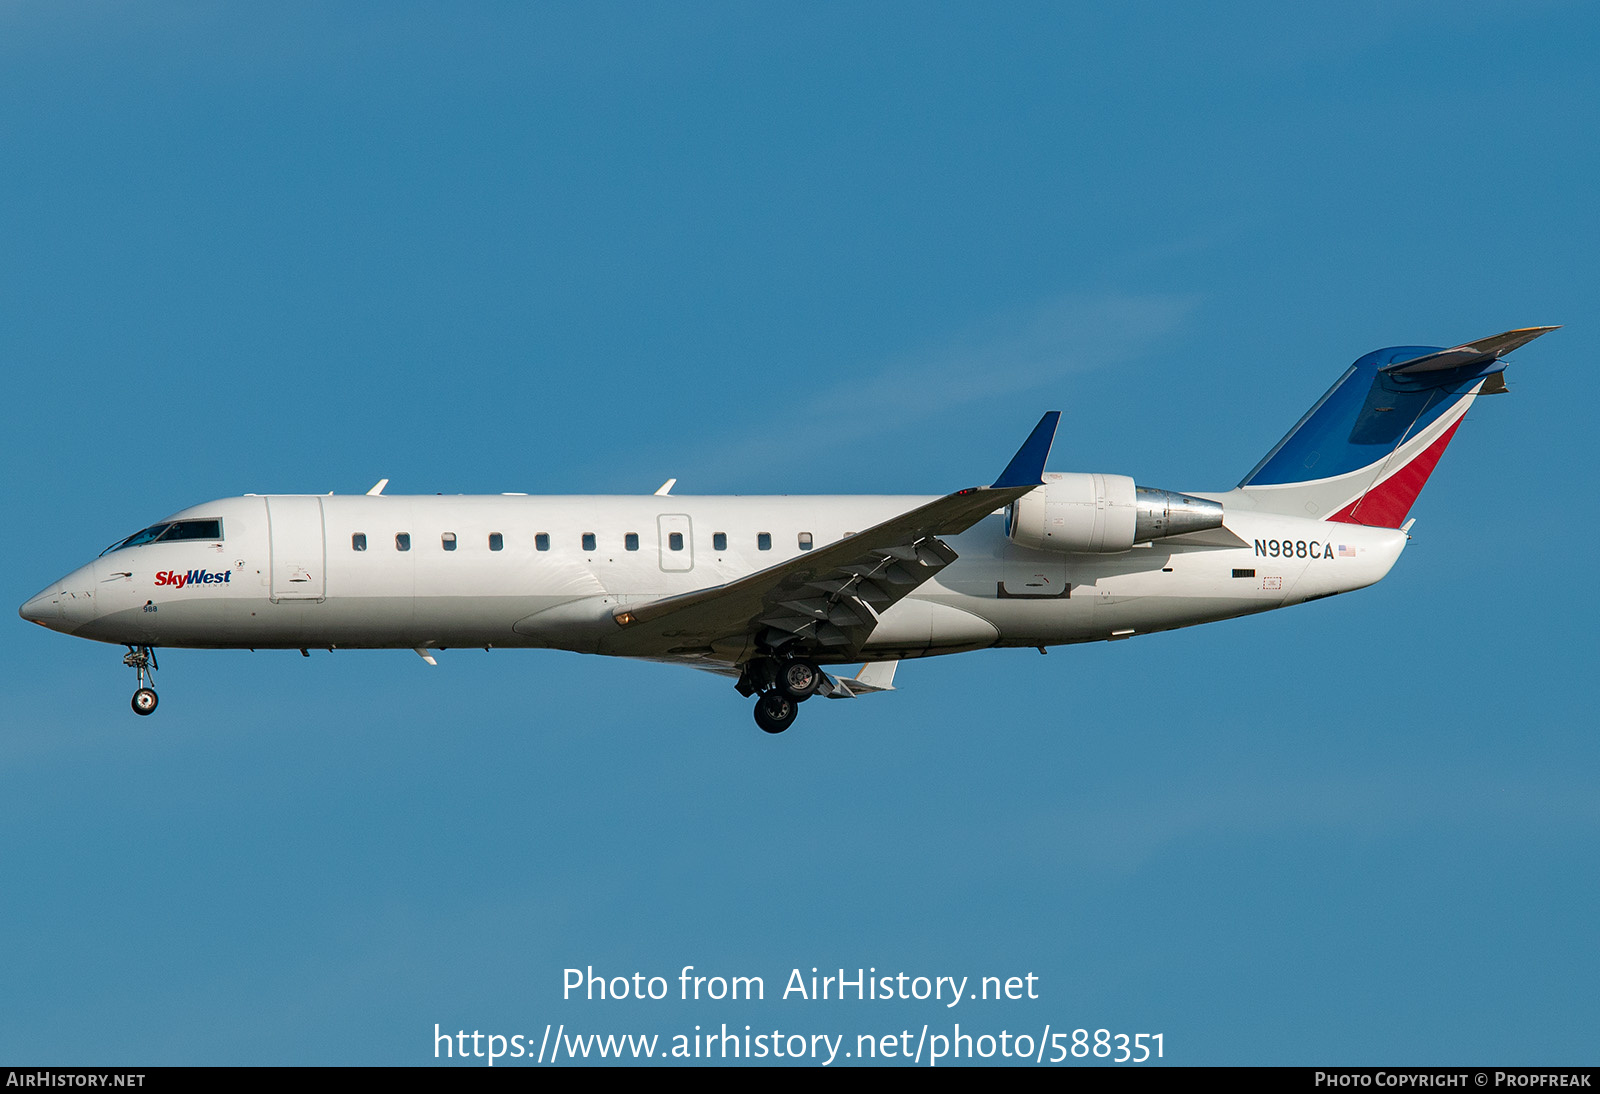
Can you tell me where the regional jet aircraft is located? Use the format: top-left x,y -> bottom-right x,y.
21,328 -> 1554,733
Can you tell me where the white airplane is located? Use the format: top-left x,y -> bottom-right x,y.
22,327 -> 1554,733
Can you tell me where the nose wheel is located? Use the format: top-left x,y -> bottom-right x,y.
123,646 -> 159,716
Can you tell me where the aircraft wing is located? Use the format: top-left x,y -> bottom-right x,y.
606,413 -> 1059,662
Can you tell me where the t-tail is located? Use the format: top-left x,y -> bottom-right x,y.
1225,327 -> 1557,527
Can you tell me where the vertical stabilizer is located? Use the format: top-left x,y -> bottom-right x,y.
1226,327 -> 1555,527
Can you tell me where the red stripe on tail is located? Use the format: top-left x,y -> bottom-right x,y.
1328,417 -> 1464,528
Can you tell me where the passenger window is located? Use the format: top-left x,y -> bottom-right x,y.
490,533 -> 505,551
713,532 -> 727,551
669,532 -> 684,551
582,533 -> 596,551
442,532 -> 457,551
798,532 -> 813,551
757,532 -> 772,551
396,533 -> 411,551
352,533 -> 367,551
625,533 -> 639,551
534,533 -> 548,552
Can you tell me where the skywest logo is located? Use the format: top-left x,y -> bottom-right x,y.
154,569 -> 233,588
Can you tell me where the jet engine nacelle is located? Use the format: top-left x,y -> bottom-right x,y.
1006,472 -> 1225,553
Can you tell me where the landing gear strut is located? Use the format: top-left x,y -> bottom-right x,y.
740,657 -> 825,733
124,646 -> 159,716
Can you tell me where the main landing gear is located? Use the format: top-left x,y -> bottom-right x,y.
124,645 -> 159,716
753,692 -> 798,734
740,657 -> 824,734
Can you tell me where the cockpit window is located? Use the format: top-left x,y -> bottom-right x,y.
162,520 -> 223,542
102,524 -> 168,555
100,519 -> 224,556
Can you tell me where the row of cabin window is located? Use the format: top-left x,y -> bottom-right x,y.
349,531 -> 818,553
351,532 -> 503,552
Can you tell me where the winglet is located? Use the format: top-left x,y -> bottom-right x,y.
855,660 -> 898,690
821,660 -> 900,698
991,412 -> 1060,488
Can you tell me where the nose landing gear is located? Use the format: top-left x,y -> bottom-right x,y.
123,646 -> 159,716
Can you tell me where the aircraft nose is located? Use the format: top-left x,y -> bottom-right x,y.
20,587 -> 60,626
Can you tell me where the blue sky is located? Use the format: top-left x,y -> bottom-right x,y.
4,1 -> 1597,1065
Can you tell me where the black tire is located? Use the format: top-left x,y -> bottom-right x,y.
778,660 -> 822,700
131,688 -> 158,716
753,692 -> 798,734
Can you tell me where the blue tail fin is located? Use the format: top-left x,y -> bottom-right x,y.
1233,327 -> 1556,526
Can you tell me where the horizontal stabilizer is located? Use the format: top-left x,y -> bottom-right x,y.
1381,326 -> 1559,375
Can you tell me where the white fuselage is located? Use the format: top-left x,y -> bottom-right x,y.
25,492 -> 1407,664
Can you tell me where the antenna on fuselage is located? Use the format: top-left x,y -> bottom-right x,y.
367,479 -> 390,496
654,479 -> 677,496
